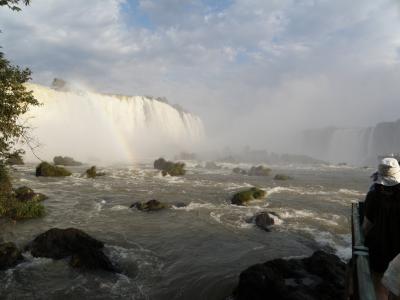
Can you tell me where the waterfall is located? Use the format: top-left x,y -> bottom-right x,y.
301,120 -> 400,166
22,83 -> 205,163
326,128 -> 372,165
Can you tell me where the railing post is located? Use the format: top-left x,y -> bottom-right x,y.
351,202 -> 376,300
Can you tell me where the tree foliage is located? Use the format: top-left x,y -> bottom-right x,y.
0,52 -> 39,160
0,0 -> 30,11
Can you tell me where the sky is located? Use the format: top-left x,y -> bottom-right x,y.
0,0 -> 400,150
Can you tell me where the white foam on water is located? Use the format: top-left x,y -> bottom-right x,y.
93,202 -> 104,212
224,182 -> 254,191
280,209 -> 315,219
265,186 -> 299,197
92,182 -> 112,191
172,202 -> 218,211
338,188 -> 363,196
210,212 -> 223,224
18,252 -> 54,268
270,214 -> 284,225
110,205 -> 129,211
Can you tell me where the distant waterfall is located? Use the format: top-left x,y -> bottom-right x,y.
325,128 -> 373,164
301,120 -> 400,165
23,83 -> 205,163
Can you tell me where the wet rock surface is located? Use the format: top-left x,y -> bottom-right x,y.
0,242 -> 23,270
232,251 -> 346,300
27,228 -> 116,272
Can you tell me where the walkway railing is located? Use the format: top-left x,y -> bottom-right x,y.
351,202 -> 376,300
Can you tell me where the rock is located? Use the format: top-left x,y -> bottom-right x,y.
5,151 -> 24,165
53,156 -> 82,166
248,166 -> 271,176
154,158 -> 185,176
85,166 -> 106,178
35,162 -> 71,177
233,166 -> 271,176
232,251 -> 346,300
274,174 -> 292,181
14,186 -> 48,202
231,188 -> 266,206
27,228 -> 116,272
130,199 -> 170,211
253,212 -> 275,232
0,242 -> 23,270
233,167 -> 247,175
173,202 -> 187,208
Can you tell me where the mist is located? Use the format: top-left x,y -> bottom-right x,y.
1,0 -> 400,164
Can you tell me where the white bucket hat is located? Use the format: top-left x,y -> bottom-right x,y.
372,157 -> 400,186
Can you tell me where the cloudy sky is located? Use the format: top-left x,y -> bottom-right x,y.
1,0 -> 399,149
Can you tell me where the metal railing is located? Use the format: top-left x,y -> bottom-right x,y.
351,202 -> 376,300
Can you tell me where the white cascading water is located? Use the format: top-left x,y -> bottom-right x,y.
326,128 -> 372,165
22,83 -> 205,163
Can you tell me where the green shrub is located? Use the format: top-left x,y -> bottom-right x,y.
7,200 -> 45,220
0,165 -> 45,220
5,151 -> 24,165
36,162 -> 71,177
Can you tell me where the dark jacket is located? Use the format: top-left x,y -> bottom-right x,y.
365,183 -> 400,273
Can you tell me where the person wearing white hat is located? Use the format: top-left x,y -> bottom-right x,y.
363,157 -> 400,300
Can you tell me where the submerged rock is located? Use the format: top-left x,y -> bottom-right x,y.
0,242 -> 23,270
14,186 -> 48,202
27,228 -> 116,272
231,188 -> 266,206
248,166 -> 271,176
85,166 -> 106,178
173,202 -> 187,208
154,158 -> 185,176
35,162 -> 71,177
130,199 -> 170,211
232,251 -> 346,300
274,174 -> 293,181
233,166 -> 271,176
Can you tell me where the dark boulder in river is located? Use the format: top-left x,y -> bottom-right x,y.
85,166 -> 106,178
232,250 -> 345,300
0,242 -> 23,270
254,211 -> 275,231
35,162 -> 71,177
27,228 -> 116,272
130,199 -> 170,211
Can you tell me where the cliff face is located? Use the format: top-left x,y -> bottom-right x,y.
301,120 -> 400,165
